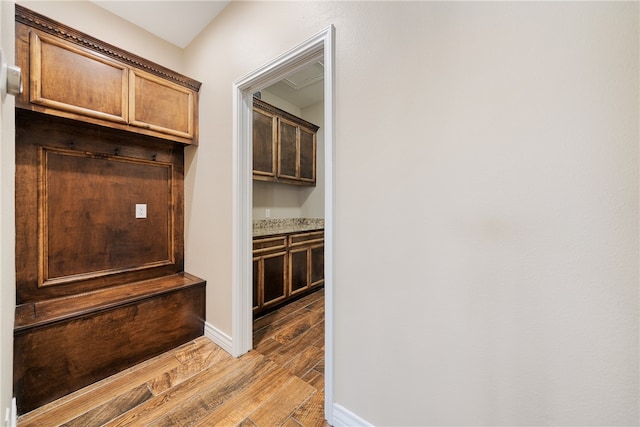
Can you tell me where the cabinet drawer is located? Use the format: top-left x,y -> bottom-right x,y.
288,231 -> 324,247
253,236 -> 287,254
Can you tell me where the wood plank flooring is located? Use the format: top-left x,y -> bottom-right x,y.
17,289 -> 327,427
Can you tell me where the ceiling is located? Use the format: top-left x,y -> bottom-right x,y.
91,1 -> 230,49
264,61 -> 325,109
91,0 -> 324,108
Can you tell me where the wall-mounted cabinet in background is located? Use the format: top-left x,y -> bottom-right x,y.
15,10 -> 200,145
253,97 -> 319,186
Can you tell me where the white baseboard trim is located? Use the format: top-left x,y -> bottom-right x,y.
4,398 -> 16,427
203,321 -> 233,355
332,403 -> 374,427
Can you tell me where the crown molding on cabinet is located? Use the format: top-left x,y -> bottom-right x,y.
15,4 -> 201,92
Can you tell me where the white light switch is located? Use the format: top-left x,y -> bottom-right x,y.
135,204 -> 147,219
265,208 -> 271,218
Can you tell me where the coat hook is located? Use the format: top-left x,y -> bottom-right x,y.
151,154 -> 157,161
114,148 -> 120,156
67,141 -> 74,149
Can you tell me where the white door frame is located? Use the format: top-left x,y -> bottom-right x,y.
231,25 -> 335,422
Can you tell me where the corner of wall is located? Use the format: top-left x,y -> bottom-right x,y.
331,403 -> 373,427
203,321 -> 233,356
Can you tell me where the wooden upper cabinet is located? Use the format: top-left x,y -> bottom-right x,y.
30,32 -> 128,124
130,70 -> 194,139
298,127 -> 316,182
253,107 -> 277,178
15,5 -> 201,145
278,118 -> 299,180
253,97 -> 319,186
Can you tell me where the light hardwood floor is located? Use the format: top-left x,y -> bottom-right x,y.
17,289 -> 327,427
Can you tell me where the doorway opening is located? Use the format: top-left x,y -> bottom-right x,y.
251,61 -> 325,318
232,25 -> 335,422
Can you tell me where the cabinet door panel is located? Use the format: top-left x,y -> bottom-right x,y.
299,128 -> 316,182
253,258 -> 260,311
311,245 -> 325,286
290,248 -> 309,295
130,70 -> 193,139
262,252 -> 287,307
30,32 -> 128,123
251,98 -> 318,185
253,108 -> 276,177
278,119 -> 298,179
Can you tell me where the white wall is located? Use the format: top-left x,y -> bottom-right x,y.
260,90 -> 301,117
253,181 -> 305,219
184,1 -> 639,425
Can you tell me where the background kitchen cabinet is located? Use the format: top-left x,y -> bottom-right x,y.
252,105 -> 277,178
253,97 -> 319,186
253,230 -> 324,316
289,231 -> 324,297
253,236 -> 288,314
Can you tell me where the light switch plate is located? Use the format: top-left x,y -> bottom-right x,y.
135,204 -> 147,219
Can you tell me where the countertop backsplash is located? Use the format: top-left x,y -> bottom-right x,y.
253,218 -> 324,237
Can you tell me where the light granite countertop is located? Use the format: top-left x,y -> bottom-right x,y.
253,218 -> 324,237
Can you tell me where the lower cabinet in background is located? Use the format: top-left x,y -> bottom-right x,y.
253,230 -> 324,316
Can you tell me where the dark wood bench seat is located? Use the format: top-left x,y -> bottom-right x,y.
15,272 -> 204,331
14,273 -> 205,414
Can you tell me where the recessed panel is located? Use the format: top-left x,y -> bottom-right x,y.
253,109 -> 276,176
41,148 -> 173,286
278,120 -> 298,179
31,32 -> 128,123
131,70 -> 193,138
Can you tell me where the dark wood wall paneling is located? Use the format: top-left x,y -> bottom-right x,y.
13,5 -> 205,415
15,111 -> 186,302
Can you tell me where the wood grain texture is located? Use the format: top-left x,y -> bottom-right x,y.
252,107 -> 277,177
60,384 -> 153,427
15,273 -> 204,331
130,69 -> 194,139
41,147 -> 172,285
253,231 -> 324,317
18,289 -> 327,427
15,5 -> 201,91
252,97 -> 319,186
14,101 -> 200,417
243,377 -> 315,426
14,283 -> 205,414
15,110 -> 186,303
16,5 -> 201,144
30,31 -> 128,123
